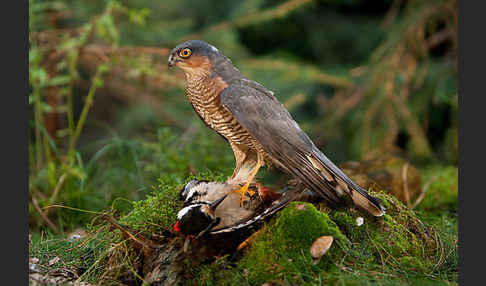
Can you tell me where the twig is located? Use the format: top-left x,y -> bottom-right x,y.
241,59 -> 355,88
33,85 -> 44,170
48,173 -> 68,207
328,89 -> 364,121
390,92 -> 433,159
382,0 -> 403,28
401,162 -> 412,208
237,229 -> 262,251
103,214 -> 156,250
427,28 -> 454,49
68,65 -> 106,163
178,0 -> 314,42
31,196 -> 59,234
411,175 -> 438,209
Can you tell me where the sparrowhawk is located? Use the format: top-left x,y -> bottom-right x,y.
168,40 -> 385,217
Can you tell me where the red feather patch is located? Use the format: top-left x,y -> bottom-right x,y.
173,221 -> 180,232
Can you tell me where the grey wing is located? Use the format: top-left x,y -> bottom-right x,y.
220,81 -> 385,216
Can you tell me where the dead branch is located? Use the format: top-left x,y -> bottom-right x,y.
32,196 -> 59,234
412,175 -> 439,209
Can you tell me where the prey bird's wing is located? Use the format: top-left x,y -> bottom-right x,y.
209,185 -> 301,235
220,80 -> 385,216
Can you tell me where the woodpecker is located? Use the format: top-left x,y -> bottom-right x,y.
174,193 -> 227,237
174,180 -> 301,238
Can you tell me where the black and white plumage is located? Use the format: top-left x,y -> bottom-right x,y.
175,180 -> 300,237
175,192 -> 226,237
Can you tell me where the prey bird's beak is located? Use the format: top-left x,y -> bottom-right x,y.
168,54 -> 177,68
209,195 -> 227,211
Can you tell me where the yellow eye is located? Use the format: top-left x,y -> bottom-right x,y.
179,48 -> 192,58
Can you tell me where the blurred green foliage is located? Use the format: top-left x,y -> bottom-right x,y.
28,1 -> 458,284
29,0 -> 457,240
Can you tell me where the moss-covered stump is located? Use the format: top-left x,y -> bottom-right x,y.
199,191 -> 445,285
235,202 -> 350,284
30,170 -> 457,285
331,191 -> 440,272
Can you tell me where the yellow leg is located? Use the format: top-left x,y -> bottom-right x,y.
234,154 -> 264,206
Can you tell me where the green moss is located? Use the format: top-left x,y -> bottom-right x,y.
121,171 -> 226,233
29,226 -> 119,283
31,186 -> 455,286
197,191 -> 447,285
324,190 -> 440,278
417,165 -> 458,214
369,191 -> 437,268
235,202 -> 350,285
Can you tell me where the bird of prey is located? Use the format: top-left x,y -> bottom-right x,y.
168,40 -> 385,217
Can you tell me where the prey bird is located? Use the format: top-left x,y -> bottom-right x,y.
174,180 -> 292,236
175,180 -> 300,238
168,40 -> 385,216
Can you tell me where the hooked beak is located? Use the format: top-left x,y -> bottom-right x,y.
209,195 -> 227,211
168,54 -> 179,68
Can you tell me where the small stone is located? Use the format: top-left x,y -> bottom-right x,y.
29,257 -> 40,272
67,228 -> 86,241
68,234 -> 82,241
309,236 -> 333,265
29,263 -> 37,271
356,217 -> 364,226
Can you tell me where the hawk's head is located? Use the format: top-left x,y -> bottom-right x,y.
168,40 -> 221,74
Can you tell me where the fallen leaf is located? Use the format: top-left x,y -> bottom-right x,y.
30,257 -> 39,264
310,236 -> 333,265
48,256 -> 60,266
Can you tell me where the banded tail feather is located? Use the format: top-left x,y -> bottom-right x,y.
306,146 -> 386,217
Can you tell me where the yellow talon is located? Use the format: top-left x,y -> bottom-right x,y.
234,183 -> 256,207
233,153 -> 264,207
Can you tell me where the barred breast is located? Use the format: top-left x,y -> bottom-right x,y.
186,76 -> 270,162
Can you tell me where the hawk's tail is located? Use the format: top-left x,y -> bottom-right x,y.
304,146 -> 386,217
